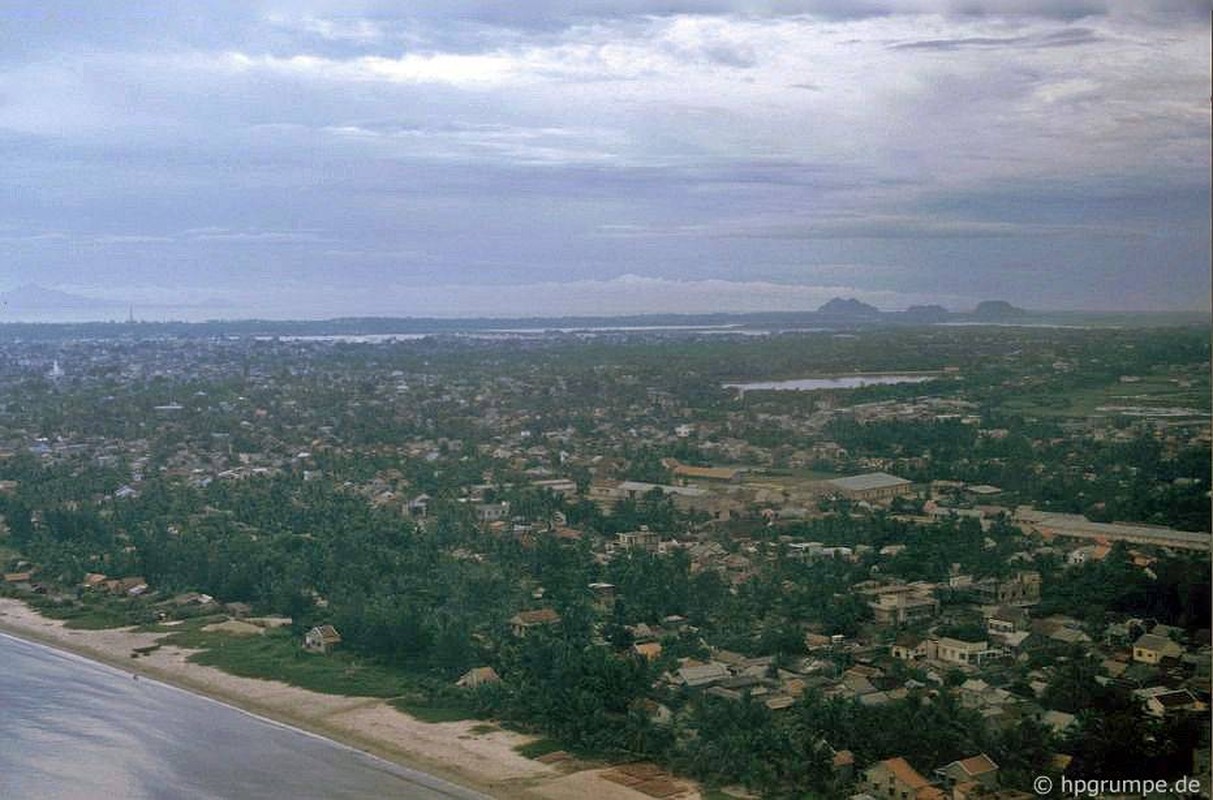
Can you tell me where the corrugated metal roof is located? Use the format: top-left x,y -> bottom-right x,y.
829,472 -> 911,491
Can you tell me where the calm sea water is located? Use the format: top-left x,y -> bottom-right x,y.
0,633 -> 489,800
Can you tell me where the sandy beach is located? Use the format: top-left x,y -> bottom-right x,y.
0,597 -> 698,800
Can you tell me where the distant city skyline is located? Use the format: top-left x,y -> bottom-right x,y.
1,1 -> 1209,321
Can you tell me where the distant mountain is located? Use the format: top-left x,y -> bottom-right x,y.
972,300 -> 1028,319
817,297 -> 881,317
902,304 -> 949,322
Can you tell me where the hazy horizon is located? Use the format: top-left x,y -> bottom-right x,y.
1,282 -> 1210,326
2,1 -> 1209,319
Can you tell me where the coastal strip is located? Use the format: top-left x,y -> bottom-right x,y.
0,597 -> 665,800
0,630 -> 489,800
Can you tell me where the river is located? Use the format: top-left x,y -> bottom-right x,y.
0,633 -> 489,800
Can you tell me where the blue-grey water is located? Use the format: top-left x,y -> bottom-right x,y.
0,633 -> 489,800
724,374 -> 937,392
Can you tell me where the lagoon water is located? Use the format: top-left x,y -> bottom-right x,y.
724,374 -> 937,392
0,633 -> 487,800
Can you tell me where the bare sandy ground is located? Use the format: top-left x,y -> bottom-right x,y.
0,597 -> 696,799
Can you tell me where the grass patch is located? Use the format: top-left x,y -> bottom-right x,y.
61,609 -> 135,629
1002,378 -> 1210,419
469,723 -> 498,735
515,738 -> 564,759
700,790 -> 737,800
168,627 -> 407,698
32,598 -> 138,630
150,614 -> 252,645
390,697 -> 476,723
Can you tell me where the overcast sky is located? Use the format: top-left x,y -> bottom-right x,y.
1,1 -> 1209,320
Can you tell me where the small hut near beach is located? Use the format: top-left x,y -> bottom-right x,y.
303,624 -> 342,654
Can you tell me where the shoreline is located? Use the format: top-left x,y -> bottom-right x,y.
0,629 -> 485,799
0,597 -> 681,800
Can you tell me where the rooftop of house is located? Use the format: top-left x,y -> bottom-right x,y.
512,608 -> 561,626
1135,633 -> 1182,652
875,756 -> 932,790
309,624 -> 341,642
950,754 -> 999,777
672,464 -> 740,481
830,472 -> 912,491
678,662 -> 730,687
1152,689 -> 1197,708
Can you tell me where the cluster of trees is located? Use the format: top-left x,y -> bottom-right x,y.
1038,543 -> 1211,631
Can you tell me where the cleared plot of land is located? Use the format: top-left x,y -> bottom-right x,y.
1002,377 -> 1210,418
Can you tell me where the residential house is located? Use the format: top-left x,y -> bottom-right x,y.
985,606 -> 1029,635
870,586 -> 939,626
1104,620 -> 1140,648
805,632 -> 835,651
1047,626 -> 1092,646
474,501 -> 510,524
1040,710 -> 1077,736
632,641 -> 663,661
510,608 -> 561,637
81,572 -> 108,590
936,754 -> 1000,790
972,572 -> 1041,607
892,634 -> 927,661
3,571 -> 33,587
456,666 -> 502,689
863,757 -> 946,800
588,582 -> 617,612
842,668 -> 879,697
674,661 -> 730,689
1132,633 -> 1183,665
958,679 -> 1013,711
406,494 -> 431,518
532,478 -> 577,495
1139,688 -> 1204,718
617,528 -> 661,553
927,637 -> 993,667
1066,544 -> 1111,566
104,576 -> 148,596
304,624 -> 342,654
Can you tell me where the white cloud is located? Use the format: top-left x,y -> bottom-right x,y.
323,122 -> 627,164
222,50 -> 524,87
192,11 -> 1207,184
185,229 -> 330,243
271,14 -> 393,45
92,234 -> 176,244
